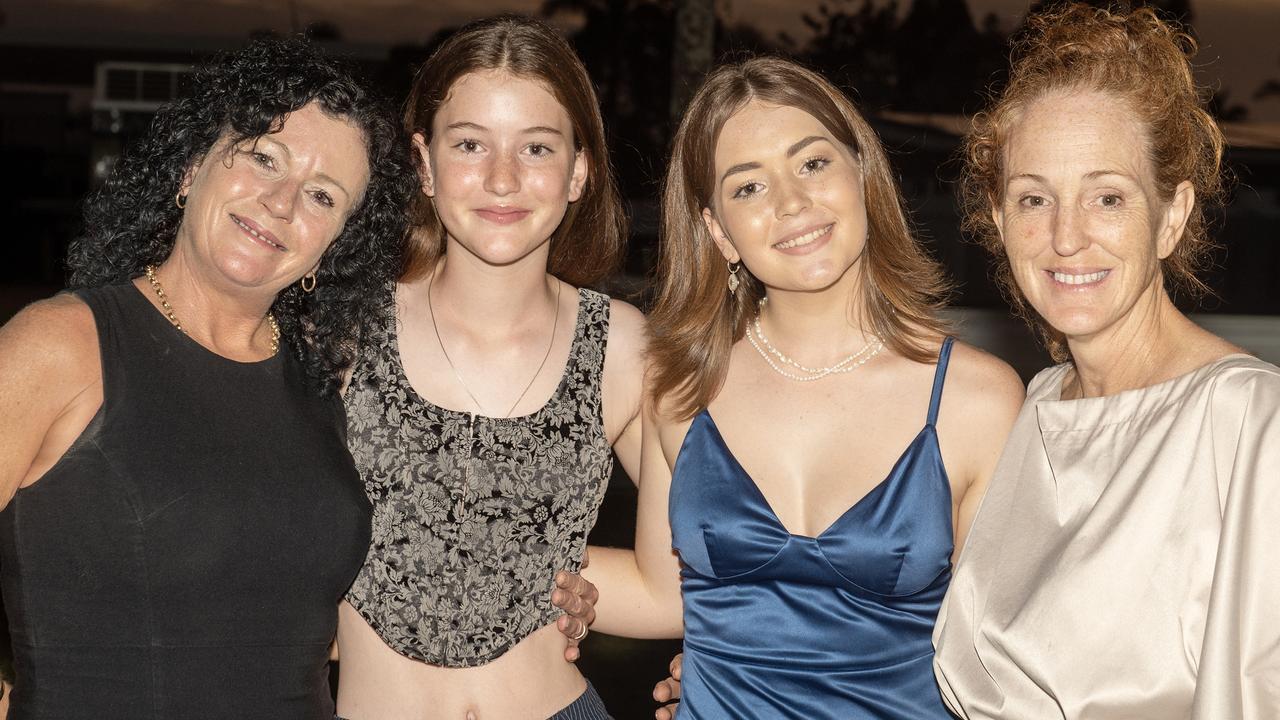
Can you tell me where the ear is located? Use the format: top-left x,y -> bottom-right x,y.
177,156 -> 202,200
1156,180 -> 1195,260
568,148 -> 588,203
990,197 -> 1006,245
701,207 -> 740,264
412,132 -> 435,198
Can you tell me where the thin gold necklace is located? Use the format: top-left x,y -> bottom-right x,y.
143,265 -> 280,355
427,271 -> 562,418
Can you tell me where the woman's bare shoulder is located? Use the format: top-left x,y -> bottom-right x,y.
939,340 -> 1026,410
0,294 -> 99,371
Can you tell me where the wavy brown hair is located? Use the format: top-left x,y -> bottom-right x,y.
399,14 -> 625,287
649,57 -> 952,419
961,3 -> 1227,360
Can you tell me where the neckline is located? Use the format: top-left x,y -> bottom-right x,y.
696,410 -> 941,540
126,281 -> 283,368
388,284 -> 589,422
1048,352 -> 1258,404
1032,353 -> 1264,431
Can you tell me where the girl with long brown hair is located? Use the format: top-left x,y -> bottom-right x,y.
582,56 -> 1022,718
334,15 -> 645,719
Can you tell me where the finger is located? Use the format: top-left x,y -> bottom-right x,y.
563,644 -> 581,663
557,614 -> 585,641
655,707 -> 673,720
653,680 -> 671,702
670,653 -> 683,680
551,588 -> 579,613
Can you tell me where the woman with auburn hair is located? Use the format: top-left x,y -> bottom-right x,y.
933,4 -> 1280,718
333,15 -> 644,720
579,56 -> 1023,718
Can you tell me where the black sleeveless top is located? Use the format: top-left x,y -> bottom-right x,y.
0,283 -> 371,720
343,287 -> 614,667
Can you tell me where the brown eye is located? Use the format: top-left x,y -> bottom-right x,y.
732,181 -> 763,200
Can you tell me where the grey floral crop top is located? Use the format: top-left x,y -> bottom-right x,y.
343,287 -> 613,667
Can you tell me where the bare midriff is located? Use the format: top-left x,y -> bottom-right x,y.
334,601 -> 587,720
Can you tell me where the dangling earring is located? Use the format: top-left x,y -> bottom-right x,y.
727,261 -> 741,295
175,192 -> 187,209
300,273 -> 317,293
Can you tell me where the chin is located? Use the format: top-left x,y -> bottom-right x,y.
1039,311 -> 1108,343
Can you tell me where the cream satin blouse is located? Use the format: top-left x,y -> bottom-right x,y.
934,354 -> 1280,719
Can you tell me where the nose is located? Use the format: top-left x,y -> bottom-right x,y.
773,176 -> 810,219
483,151 -> 521,196
261,178 -> 299,221
1049,203 -> 1090,256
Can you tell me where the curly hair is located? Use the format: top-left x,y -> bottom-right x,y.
68,36 -> 416,395
400,15 -> 626,287
960,3 -> 1227,359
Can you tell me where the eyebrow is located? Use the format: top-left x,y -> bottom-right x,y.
1085,169 -> 1136,182
444,121 -> 564,137
719,135 -> 832,187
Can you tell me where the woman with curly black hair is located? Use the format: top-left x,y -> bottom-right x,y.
0,37 -> 415,719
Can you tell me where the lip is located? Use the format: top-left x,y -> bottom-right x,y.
1046,268 -> 1110,288
475,206 -> 532,225
772,223 -> 834,256
230,214 -> 285,252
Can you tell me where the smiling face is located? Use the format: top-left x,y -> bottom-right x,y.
175,102 -> 370,294
417,70 -> 587,269
702,100 -> 868,294
994,88 -> 1193,345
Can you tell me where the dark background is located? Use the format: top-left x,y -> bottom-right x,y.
1,0 -> 1278,717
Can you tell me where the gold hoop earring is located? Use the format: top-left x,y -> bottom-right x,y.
175,192 -> 187,209
727,261 -> 741,295
300,273 -> 317,293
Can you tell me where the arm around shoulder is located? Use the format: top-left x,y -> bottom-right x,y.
0,294 -> 102,508
583,389 -> 685,639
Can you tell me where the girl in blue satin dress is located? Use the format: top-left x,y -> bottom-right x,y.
580,57 -> 1024,719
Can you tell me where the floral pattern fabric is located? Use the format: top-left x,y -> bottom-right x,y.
343,287 -> 613,667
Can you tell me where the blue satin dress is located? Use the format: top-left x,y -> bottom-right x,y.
669,338 -> 957,719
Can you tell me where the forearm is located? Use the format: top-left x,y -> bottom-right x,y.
582,545 -> 683,639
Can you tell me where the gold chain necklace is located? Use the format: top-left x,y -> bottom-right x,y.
427,271 -> 562,418
144,265 -> 280,356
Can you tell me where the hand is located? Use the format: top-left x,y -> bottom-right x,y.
653,652 -> 682,719
552,551 -> 599,663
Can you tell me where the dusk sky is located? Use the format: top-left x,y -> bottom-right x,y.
3,0 -> 1279,120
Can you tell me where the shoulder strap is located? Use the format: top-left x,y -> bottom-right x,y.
927,336 -> 955,426
568,288 -> 610,373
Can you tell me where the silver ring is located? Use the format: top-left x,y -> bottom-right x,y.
571,623 -> 588,642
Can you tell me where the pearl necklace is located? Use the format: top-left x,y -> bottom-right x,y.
144,265 -> 280,355
747,302 -> 882,382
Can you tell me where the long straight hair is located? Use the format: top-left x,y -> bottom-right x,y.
649,57 -> 952,419
400,15 -> 625,286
